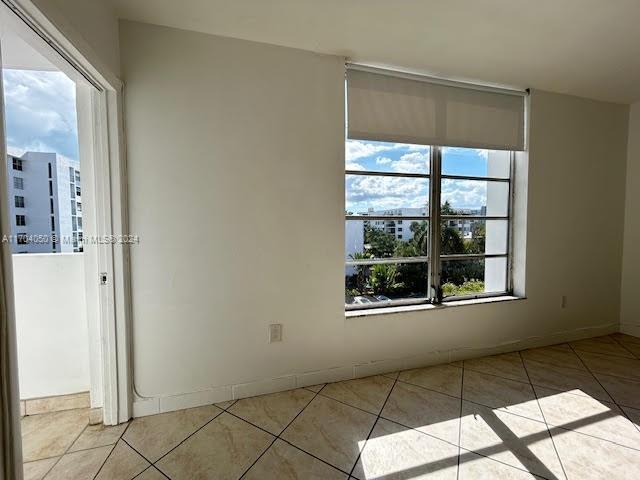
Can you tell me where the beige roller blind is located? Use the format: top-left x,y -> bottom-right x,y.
347,68 -> 526,150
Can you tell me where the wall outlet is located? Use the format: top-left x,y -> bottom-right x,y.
561,295 -> 568,309
269,324 -> 283,343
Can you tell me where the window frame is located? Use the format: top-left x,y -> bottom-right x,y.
345,144 -> 515,311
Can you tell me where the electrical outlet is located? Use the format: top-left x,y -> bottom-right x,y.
561,295 -> 568,309
269,324 -> 283,343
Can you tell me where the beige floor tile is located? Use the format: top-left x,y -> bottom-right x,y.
45,445 -> 112,480
95,440 -> 150,479
577,351 -> 640,381
552,428 -> 640,480
398,364 -> 463,397
534,386 -> 640,449
380,381 -> 460,444
282,394 -> 376,473
305,384 -> 326,392
621,342 -> 640,357
594,373 -> 640,409
136,466 -> 170,479
228,388 -> 314,435
449,361 -> 464,368
609,333 -> 640,347
352,418 -> 458,480
69,422 -> 128,452
382,371 -> 400,380
244,439 -> 346,479
123,404 -> 221,462
462,370 -> 543,422
25,392 -> 90,416
523,359 -> 612,401
156,412 -> 273,480
621,406 -> 640,427
321,375 -> 395,414
23,457 -> 58,480
570,336 -> 636,359
21,408 -> 89,462
464,352 -> 529,382
460,401 -> 565,479
458,452 -> 542,479
520,344 -> 587,371
214,400 -> 236,410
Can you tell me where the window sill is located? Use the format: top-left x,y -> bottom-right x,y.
345,295 -> 525,318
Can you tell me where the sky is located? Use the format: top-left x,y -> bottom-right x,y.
2,69 -> 78,160
346,140 -> 508,213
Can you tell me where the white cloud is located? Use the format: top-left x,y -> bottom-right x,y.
346,161 -> 366,171
346,140 -> 395,161
376,156 -> 392,165
441,179 -> 486,209
391,151 -> 429,173
346,176 -> 427,211
3,69 -> 78,160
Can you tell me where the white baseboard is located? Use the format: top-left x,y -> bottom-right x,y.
132,322 -> 618,418
620,322 -> 640,337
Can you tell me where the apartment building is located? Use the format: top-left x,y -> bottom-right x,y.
6,152 -> 83,254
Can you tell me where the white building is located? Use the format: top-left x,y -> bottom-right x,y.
362,207 -> 428,242
6,152 -> 83,254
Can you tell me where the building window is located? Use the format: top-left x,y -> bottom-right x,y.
77,202 -> 82,213
345,141 -> 513,309
51,216 -> 55,231
49,180 -> 53,196
71,201 -> 76,215
12,158 -> 23,171
76,185 -> 81,197
72,216 -> 77,231
16,215 -> 26,226
75,170 -> 81,183
50,198 -> 54,214
14,196 -> 24,208
48,163 -> 52,179
77,217 -> 83,229
69,166 -> 75,180
13,177 -> 23,190
17,233 -> 28,245
70,183 -> 75,198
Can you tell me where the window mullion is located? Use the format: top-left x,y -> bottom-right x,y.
429,146 -> 442,303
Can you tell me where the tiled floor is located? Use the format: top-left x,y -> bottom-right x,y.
22,333 -> 640,479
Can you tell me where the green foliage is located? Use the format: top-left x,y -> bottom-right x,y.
442,280 -> 485,297
364,225 -> 396,257
368,264 -> 404,294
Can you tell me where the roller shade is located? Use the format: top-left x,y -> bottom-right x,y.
347,67 -> 526,150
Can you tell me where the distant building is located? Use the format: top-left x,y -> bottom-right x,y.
362,207 -> 427,242
6,152 -> 83,254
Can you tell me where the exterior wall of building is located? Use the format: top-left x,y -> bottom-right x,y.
5,152 -> 82,254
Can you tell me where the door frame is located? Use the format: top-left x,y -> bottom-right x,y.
0,0 -> 131,441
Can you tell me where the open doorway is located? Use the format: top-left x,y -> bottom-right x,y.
0,2 -> 131,478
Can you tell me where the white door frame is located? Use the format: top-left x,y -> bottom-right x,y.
0,0 -> 131,443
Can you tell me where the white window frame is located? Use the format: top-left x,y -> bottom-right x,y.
345,145 -> 514,311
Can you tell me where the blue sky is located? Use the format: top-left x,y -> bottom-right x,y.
2,69 -> 78,160
346,140 -> 500,213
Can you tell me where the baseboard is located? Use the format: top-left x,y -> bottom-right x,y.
132,322 -> 618,418
620,322 -> 640,337
21,391 -> 90,416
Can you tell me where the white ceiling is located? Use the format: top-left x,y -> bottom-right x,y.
112,0 -> 640,104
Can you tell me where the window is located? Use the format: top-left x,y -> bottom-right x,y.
48,163 -> 52,179
14,196 -> 24,208
16,214 -> 25,226
13,177 -> 23,190
51,216 -> 55,231
12,158 -> 23,171
77,202 -> 82,213
70,183 -> 75,198
75,170 -> 81,183
50,198 -> 54,214
69,166 -> 75,180
17,233 -> 28,245
71,201 -> 76,215
72,216 -> 77,231
76,185 -> 81,197
77,217 -> 83,229
49,180 -> 53,196
345,141 -> 513,309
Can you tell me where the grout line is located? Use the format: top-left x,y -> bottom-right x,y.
456,360 -> 464,480
237,384 -> 353,478
567,342 -> 640,437
143,406 -> 226,469
608,334 -> 640,360
91,420 -> 134,479
41,414 -> 91,480
346,375 -> 399,478
519,351 -> 569,480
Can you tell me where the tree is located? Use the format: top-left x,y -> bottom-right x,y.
364,225 -> 396,258
368,264 -> 404,295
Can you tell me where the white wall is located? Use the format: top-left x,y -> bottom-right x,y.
621,102 -> 640,336
120,21 -> 629,406
13,253 -> 89,399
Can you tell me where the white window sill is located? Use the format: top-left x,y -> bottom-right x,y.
345,295 -> 525,318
